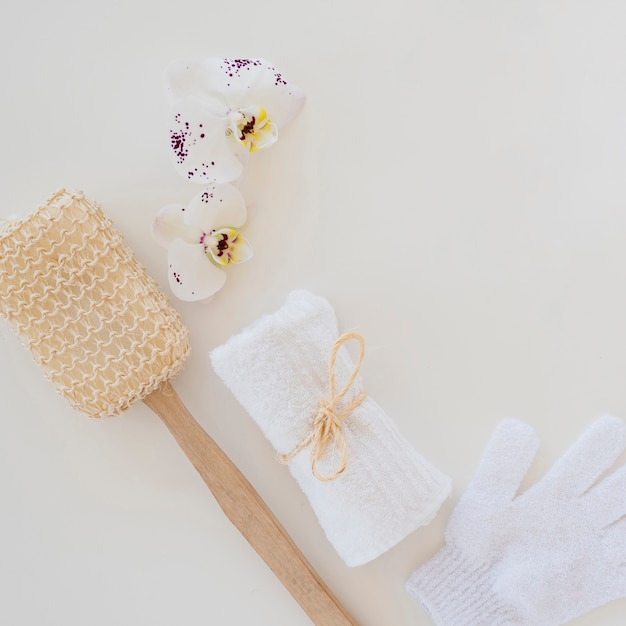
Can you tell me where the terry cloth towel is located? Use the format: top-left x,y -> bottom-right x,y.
210,289 -> 451,566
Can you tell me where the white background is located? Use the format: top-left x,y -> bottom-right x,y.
2,1 -> 626,624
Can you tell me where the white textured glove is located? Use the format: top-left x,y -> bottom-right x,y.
407,416 -> 626,626
210,290 -> 451,566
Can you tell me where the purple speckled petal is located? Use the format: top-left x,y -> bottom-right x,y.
167,238 -> 226,301
168,96 -> 244,184
197,57 -> 306,128
185,183 -> 247,230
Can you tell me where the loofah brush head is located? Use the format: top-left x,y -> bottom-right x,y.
0,188 -> 190,418
0,188 -> 356,625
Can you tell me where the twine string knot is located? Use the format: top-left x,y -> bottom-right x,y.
279,331 -> 366,482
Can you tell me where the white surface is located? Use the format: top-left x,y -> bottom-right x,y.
1,2 -> 626,625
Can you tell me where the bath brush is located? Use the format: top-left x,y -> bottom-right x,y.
0,188 -> 355,626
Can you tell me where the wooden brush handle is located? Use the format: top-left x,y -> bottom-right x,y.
143,381 -> 357,626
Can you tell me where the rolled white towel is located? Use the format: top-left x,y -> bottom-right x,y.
210,289 -> 451,566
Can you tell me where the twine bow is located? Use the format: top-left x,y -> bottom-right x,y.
279,331 -> 366,482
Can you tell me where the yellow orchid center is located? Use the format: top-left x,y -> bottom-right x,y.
202,228 -> 253,266
226,105 -> 277,153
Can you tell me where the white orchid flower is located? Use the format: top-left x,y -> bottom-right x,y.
152,183 -> 253,301
165,57 -> 305,184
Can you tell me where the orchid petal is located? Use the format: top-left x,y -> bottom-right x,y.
152,204 -> 203,248
168,96 -> 244,183
198,57 -> 306,128
206,228 -> 253,265
164,58 -> 203,104
185,183 -> 247,230
167,238 -> 226,301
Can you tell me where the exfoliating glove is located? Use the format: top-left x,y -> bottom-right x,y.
406,416 -> 626,626
210,289 -> 451,566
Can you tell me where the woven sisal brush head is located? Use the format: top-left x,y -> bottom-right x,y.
0,188 -> 190,418
0,191 -> 358,626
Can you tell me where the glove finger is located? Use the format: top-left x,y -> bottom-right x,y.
461,418 -> 540,510
543,416 -> 626,498
588,463 -> 626,527
600,516 -> 626,563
